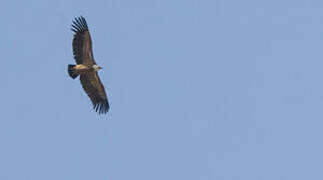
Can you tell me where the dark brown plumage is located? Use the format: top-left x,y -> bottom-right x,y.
68,16 -> 110,114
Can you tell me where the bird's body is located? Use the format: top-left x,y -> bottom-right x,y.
72,64 -> 100,74
68,16 -> 110,114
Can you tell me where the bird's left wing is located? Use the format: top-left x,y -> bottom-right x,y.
80,72 -> 110,114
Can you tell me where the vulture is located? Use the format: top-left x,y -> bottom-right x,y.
68,16 -> 110,114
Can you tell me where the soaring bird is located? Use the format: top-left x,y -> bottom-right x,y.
68,16 -> 110,114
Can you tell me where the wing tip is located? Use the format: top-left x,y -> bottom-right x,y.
93,99 -> 110,115
71,15 -> 89,33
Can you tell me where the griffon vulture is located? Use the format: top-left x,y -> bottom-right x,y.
68,16 -> 110,114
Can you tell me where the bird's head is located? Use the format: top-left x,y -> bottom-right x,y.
92,64 -> 103,71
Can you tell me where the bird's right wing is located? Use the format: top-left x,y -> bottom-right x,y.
71,16 -> 96,65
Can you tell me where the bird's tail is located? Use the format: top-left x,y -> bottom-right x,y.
68,64 -> 79,79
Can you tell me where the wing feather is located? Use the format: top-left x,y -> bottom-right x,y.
71,16 -> 96,65
80,72 -> 110,114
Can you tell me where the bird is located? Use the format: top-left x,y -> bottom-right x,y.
68,16 -> 110,114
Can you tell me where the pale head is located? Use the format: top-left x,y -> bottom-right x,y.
92,64 -> 102,71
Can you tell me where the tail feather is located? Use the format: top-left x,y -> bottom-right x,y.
68,64 -> 79,79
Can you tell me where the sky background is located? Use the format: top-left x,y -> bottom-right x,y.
1,0 -> 323,179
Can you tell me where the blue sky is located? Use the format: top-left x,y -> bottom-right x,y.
1,0 -> 323,179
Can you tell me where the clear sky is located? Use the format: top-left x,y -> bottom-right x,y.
1,0 -> 323,179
